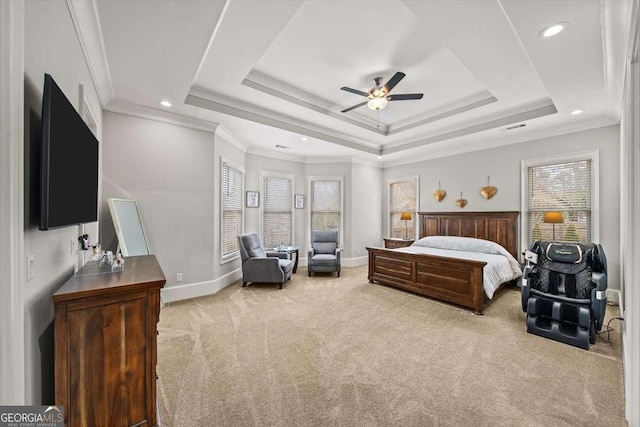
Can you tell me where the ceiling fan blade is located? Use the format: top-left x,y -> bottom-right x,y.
388,93 -> 424,101
341,101 -> 368,113
383,72 -> 405,93
340,87 -> 369,97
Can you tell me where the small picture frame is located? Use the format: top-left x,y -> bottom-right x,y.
246,191 -> 260,208
295,194 -> 304,209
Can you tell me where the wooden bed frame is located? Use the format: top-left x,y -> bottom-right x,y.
367,211 -> 519,314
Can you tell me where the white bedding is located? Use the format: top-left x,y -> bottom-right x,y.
394,236 -> 522,299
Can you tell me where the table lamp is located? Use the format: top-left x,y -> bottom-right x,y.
400,212 -> 412,240
543,211 -> 564,241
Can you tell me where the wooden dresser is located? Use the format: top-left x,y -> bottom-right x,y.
53,255 -> 166,427
383,238 -> 415,249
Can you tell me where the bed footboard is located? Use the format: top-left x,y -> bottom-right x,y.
366,247 -> 488,314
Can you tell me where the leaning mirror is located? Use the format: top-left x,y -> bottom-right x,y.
107,198 -> 151,256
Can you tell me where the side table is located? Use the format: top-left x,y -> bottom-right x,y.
383,238 -> 415,249
275,245 -> 300,273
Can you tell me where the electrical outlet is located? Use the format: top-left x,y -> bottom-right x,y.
176,273 -> 183,282
70,238 -> 76,255
26,254 -> 35,281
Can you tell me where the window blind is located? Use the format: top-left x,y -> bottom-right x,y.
311,180 -> 341,235
263,175 -> 292,248
527,159 -> 591,244
221,161 -> 243,258
389,179 -> 417,239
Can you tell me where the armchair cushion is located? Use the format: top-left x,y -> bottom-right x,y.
241,233 -> 267,258
313,242 -> 337,254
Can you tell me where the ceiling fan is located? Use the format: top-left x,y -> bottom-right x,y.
340,71 -> 423,113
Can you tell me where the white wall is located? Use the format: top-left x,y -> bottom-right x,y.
22,0 -> 103,404
383,125 -> 621,289
102,112 -> 217,290
349,163 -> 383,262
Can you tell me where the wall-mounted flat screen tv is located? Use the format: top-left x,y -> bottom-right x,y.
39,73 -> 99,230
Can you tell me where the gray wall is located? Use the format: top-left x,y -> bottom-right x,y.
102,111 -> 217,288
383,125 -> 621,289
23,0 -> 103,404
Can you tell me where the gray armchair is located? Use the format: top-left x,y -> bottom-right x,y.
238,233 -> 293,289
308,230 -> 341,277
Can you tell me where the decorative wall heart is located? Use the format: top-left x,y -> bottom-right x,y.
480,186 -> 497,200
433,181 -> 446,202
456,191 -> 467,208
433,189 -> 446,202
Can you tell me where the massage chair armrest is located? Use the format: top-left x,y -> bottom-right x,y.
591,271 -> 608,330
521,264 -> 535,312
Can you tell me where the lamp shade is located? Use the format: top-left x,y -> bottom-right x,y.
543,211 -> 564,224
400,212 -> 412,221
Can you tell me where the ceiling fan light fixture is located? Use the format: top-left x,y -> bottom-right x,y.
368,97 -> 388,111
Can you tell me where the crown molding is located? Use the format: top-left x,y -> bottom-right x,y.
382,100 -> 558,155
104,100 -> 219,133
66,0 -> 115,108
215,125 -> 249,152
243,71 -> 499,138
381,117 -> 617,168
243,70 -> 386,135
388,92 -> 497,135
246,146 -> 306,163
186,86 -> 381,155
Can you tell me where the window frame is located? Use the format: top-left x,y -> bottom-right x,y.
387,175 -> 420,240
259,170 -> 295,249
220,157 -> 245,264
307,175 -> 344,248
520,150 -> 599,253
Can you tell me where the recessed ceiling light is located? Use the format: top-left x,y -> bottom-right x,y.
377,155 -> 382,160
570,109 -> 584,115
539,22 -> 568,38
301,137 -> 308,141
160,100 -> 172,107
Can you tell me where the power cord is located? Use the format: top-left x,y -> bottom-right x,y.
597,316 -> 624,343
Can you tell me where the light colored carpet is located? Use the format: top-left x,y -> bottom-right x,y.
156,266 -> 626,427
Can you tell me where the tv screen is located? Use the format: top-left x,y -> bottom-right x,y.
40,74 -> 99,230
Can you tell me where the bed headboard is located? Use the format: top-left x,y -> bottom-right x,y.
418,211 -> 519,258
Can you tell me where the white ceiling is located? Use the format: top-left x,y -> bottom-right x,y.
93,0 -> 632,166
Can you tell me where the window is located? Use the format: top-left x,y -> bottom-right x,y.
522,152 -> 598,247
389,177 -> 418,240
221,159 -> 244,262
262,172 -> 293,248
310,177 -> 342,241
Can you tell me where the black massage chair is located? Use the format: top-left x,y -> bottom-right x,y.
521,240 -> 607,349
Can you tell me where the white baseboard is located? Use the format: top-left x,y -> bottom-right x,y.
607,288 -> 622,312
161,268 -> 241,304
342,255 -> 368,267
607,289 -> 624,317
298,255 -> 367,268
